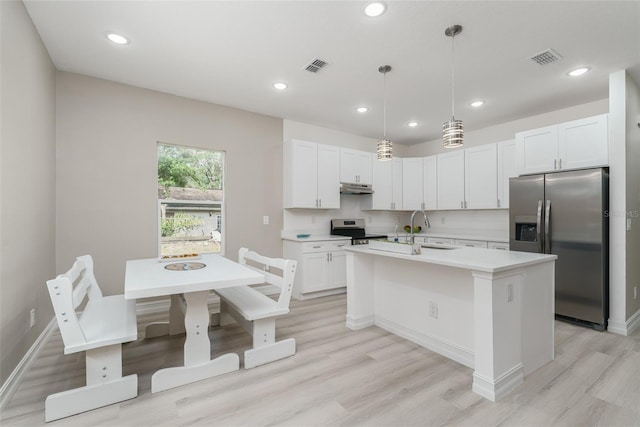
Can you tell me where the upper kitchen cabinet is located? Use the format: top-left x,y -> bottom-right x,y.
340,148 -> 373,185
284,139 -> 340,209
558,114 -> 608,170
465,143 -> 498,209
364,157 -> 403,210
402,156 -> 437,211
497,140 -> 517,209
437,150 -> 465,210
515,114 -> 608,175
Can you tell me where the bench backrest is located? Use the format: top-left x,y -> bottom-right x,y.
46,255 -> 103,350
238,248 -> 297,310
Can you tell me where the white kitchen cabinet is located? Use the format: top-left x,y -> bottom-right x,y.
464,143 -> 498,209
454,239 -> 488,248
497,140 -> 517,209
426,237 -> 455,246
436,150 -> 465,210
340,148 -> 372,184
402,156 -> 437,211
558,114 -> 608,170
423,156 -> 437,210
515,114 -> 608,175
402,157 -> 424,211
284,139 -> 340,209
365,157 -> 403,210
283,239 -> 350,299
488,241 -> 509,250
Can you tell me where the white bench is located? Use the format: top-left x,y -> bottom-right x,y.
214,248 -> 297,369
44,255 -> 138,422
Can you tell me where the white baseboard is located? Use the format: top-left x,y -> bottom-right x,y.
472,363 -> 524,402
345,315 -> 375,330
0,317 -> 58,411
608,308 -> 640,336
374,316 -> 474,369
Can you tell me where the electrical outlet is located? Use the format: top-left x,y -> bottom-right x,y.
311,216 -> 316,224
263,215 -> 269,225
441,216 -> 446,225
507,284 -> 514,303
634,286 -> 638,300
30,309 -> 35,328
429,301 -> 438,319
627,219 -> 632,231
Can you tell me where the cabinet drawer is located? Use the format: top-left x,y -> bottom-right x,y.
328,241 -> 350,251
426,237 -> 455,246
488,241 -> 509,250
454,239 -> 488,248
301,242 -> 330,253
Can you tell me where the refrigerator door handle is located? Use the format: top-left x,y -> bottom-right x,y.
544,200 -> 551,254
536,200 -> 543,253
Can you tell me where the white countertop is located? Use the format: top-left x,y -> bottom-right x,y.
281,231 -> 352,242
345,244 -> 556,274
385,229 -> 509,243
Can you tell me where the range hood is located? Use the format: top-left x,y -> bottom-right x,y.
340,182 -> 374,195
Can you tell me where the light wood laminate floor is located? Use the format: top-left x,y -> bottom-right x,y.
1,294 -> 639,426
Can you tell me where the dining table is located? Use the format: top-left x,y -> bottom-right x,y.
124,253 -> 264,393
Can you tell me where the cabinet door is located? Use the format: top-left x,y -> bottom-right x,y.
465,143 -> 498,209
437,150 -> 465,210
497,140 -> 517,209
327,250 -> 347,289
316,144 -> 340,209
402,157 -> 424,211
287,140 -> 318,208
301,252 -> 329,293
558,114 -> 608,170
371,158 -> 393,209
515,125 -> 558,175
391,157 -> 403,210
339,148 -> 358,183
355,151 -> 373,185
423,156 -> 437,210
454,239 -> 488,248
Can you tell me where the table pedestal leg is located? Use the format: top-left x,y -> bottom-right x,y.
144,294 -> 186,338
151,290 -> 239,393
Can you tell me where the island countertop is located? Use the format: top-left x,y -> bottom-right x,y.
345,244 -> 556,274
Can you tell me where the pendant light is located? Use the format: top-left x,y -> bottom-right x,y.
443,25 -> 463,148
377,65 -> 393,161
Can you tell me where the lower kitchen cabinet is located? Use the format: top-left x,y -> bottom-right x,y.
283,239 -> 350,300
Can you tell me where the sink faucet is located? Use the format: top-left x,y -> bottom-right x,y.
410,210 -> 431,245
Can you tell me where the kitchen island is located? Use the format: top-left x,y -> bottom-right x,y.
345,244 -> 557,401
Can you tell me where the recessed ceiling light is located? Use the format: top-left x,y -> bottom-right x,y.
106,33 -> 129,45
273,82 -> 288,90
364,2 -> 386,17
408,122 -> 419,128
568,67 -> 591,77
356,106 -> 369,113
470,100 -> 485,108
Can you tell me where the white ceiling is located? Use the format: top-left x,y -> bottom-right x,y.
24,0 -> 640,145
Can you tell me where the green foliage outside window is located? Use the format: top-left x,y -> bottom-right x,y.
158,144 -> 223,194
161,212 -> 204,237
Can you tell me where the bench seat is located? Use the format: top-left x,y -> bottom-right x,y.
215,286 -> 289,321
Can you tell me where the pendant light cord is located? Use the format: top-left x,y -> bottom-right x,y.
451,30 -> 455,120
383,71 -> 387,139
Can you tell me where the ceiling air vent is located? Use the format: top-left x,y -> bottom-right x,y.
530,48 -> 563,66
304,58 -> 328,73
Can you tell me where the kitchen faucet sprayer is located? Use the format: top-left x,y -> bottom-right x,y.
410,210 -> 431,245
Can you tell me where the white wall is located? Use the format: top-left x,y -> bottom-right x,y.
0,0 -> 56,384
609,70 -> 640,333
56,73 -> 284,296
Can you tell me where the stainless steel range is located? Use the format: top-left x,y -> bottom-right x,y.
330,219 -> 387,245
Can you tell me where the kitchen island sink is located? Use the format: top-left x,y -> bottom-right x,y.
345,245 -> 556,402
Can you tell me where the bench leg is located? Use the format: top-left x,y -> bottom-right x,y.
243,318 -> 295,369
45,344 -> 137,422
245,338 -> 296,369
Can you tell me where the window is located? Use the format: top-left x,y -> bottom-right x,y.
157,143 -> 225,256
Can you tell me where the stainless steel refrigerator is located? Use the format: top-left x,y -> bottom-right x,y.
509,168 -> 608,330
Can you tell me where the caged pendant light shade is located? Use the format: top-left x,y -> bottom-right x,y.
377,65 -> 393,161
443,25 -> 464,148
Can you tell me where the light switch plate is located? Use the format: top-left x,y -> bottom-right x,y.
263,216 -> 269,225
627,218 -> 632,231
